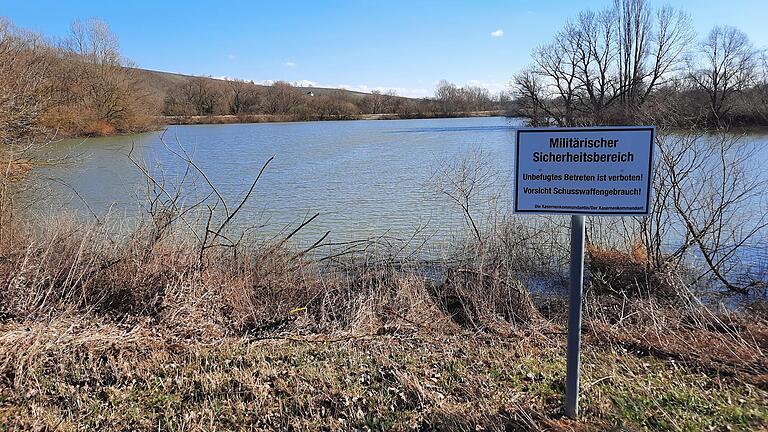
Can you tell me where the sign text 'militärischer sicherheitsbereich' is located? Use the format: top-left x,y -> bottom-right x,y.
514,127 -> 655,215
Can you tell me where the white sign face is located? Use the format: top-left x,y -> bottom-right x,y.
514,127 -> 655,215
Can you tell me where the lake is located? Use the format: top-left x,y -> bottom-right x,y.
15,116 -> 768,294
17,117 -> 768,275
22,117 -> 527,254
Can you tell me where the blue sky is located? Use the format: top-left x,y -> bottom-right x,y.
2,0 -> 767,97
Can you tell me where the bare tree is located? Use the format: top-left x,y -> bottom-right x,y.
614,0 -> 652,108
533,28 -> 582,125
65,18 -> 120,64
164,78 -> 223,116
226,79 -> 260,115
309,91 -> 358,120
513,0 -> 692,125
0,18 -> 61,146
261,81 -> 303,115
360,90 -> 385,114
689,26 -> 758,126
435,80 -> 462,113
751,51 -> 768,123
435,81 -> 495,114
637,130 -> 768,293
570,10 -> 618,123
513,69 -> 549,125
463,86 -> 492,111
381,90 -> 399,113
62,18 -> 151,132
640,6 -> 693,103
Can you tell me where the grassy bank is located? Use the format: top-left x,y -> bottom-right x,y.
0,215 -> 766,431
1,322 -> 765,431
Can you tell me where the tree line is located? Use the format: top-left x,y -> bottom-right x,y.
163,79 -> 383,119
511,0 -> 768,127
161,78 -> 507,120
5,0 -> 767,147
0,12 -> 509,144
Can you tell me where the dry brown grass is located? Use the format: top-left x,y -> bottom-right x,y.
0,214 -> 766,430
0,216 -> 530,340
586,240 -> 683,299
0,158 -> 32,183
0,316 -> 765,431
585,296 -> 768,384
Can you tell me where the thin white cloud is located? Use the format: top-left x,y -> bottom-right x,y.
336,84 -> 430,98
292,79 -> 315,87
258,79 -> 315,87
346,81 -> 507,97
465,80 -> 509,93
227,54 -> 237,60
284,61 -> 296,67
490,29 -> 504,37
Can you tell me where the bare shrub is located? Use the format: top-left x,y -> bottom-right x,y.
429,149 -> 560,329
429,148 -> 504,244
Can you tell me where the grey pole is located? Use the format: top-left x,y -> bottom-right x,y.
565,214 -> 586,418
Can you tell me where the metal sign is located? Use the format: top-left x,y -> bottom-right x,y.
515,127 -> 655,215
513,126 -> 656,419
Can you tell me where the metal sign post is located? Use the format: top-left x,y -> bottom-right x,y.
513,126 -> 655,419
565,214 -> 585,418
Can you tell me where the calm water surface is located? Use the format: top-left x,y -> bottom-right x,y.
20,117 -> 768,262
16,116 -> 768,300
24,117 -> 525,251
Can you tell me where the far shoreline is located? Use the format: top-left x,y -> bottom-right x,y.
44,114 -> 768,141
158,110 -> 510,126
